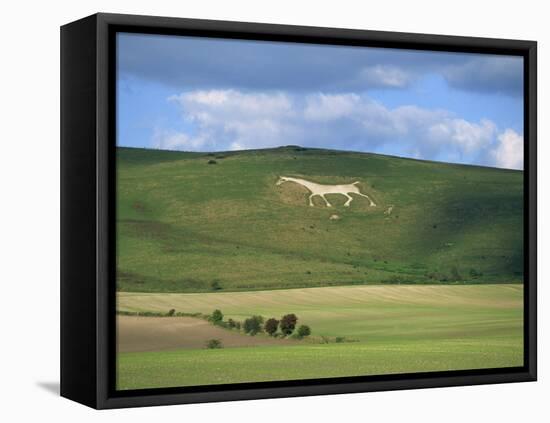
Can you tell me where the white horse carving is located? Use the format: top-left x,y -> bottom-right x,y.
276,176 -> 376,207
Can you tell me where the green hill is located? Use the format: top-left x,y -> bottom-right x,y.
116,146 -> 523,293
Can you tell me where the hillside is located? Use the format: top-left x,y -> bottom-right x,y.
116,146 -> 523,293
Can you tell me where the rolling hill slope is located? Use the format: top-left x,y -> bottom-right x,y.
116,146 -> 523,293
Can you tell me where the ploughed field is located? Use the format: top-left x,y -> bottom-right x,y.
117,284 -> 523,389
118,315 -> 296,352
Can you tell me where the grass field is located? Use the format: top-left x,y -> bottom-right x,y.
118,338 -> 522,389
116,146 -> 523,293
116,284 -> 523,389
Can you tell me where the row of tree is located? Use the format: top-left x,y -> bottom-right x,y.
209,309 -> 311,338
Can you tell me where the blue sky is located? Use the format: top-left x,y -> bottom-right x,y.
117,33 -> 524,169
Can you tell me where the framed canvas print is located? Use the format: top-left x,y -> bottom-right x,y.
60,13 -> 537,409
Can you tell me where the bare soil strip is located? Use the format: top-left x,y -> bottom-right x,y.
117,315 -> 295,353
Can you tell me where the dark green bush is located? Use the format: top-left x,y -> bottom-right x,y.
243,316 -> 263,335
205,339 -> 223,349
210,309 -> 223,324
167,309 -> 176,316
297,325 -> 311,337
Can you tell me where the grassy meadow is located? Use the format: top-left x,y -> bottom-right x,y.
118,338 -> 523,389
116,146 -> 524,390
117,146 -> 523,292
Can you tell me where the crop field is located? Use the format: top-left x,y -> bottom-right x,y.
117,284 -> 523,389
118,284 -> 523,343
118,338 -> 522,390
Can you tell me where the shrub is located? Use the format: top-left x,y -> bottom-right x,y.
297,325 -> 311,338
280,314 -> 298,336
167,309 -> 176,316
227,318 -> 237,329
335,336 -> 345,343
210,280 -> 222,291
216,321 -> 229,329
469,268 -> 483,278
264,318 -> 279,336
450,265 -> 463,281
205,339 -> 223,349
207,160 -> 217,165
243,315 -> 263,335
210,309 -> 223,324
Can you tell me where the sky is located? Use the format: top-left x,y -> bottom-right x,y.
117,33 -> 524,170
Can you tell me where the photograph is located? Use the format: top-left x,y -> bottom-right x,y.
114,32 -> 525,390
2,0 -> 546,419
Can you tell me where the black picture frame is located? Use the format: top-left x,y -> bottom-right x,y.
60,12 -> 537,409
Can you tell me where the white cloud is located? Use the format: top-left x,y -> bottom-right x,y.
304,93 -> 362,120
158,88 -> 519,169
302,93 -> 497,160
428,118 -> 496,153
170,89 -> 293,119
359,65 -> 413,88
152,128 -> 207,151
167,90 -> 299,151
491,129 -> 524,170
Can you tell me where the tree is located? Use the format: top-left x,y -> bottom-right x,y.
297,325 -> 311,338
167,309 -> 176,316
210,280 -> 222,291
243,315 -> 263,335
280,314 -> 298,336
211,309 -> 223,324
264,318 -> 279,336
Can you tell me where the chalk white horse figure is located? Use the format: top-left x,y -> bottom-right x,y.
276,176 -> 376,207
